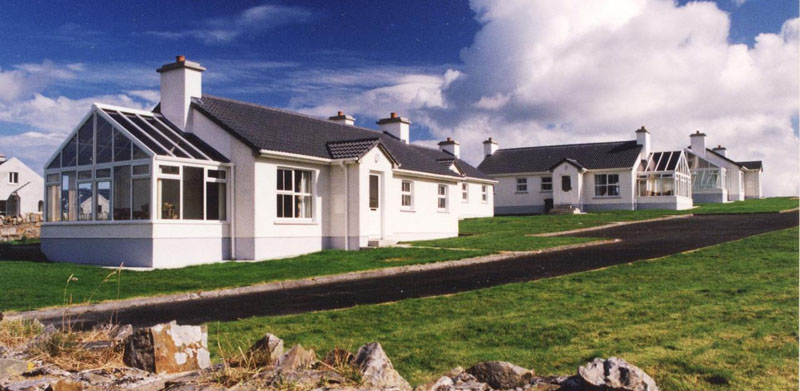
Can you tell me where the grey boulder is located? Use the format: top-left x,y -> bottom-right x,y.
578,357 -> 659,391
354,342 -> 411,391
466,361 -> 534,389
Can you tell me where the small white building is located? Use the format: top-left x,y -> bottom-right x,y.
40,57 -> 494,268
685,131 -> 763,202
0,154 -> 43,218
478,127 -> 694,214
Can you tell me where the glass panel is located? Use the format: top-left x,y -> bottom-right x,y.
107,111 -> 168,155
303,195 -> 312,218
608,174 -> 619,184
608,184 -> 619,196
277,169 -> 286,191
369,175 -> 379,209
126,114 -> 189,158
47,152 -> 61,169
96,168 -> 111,178
160,165 -> 180,175
145,116 -> 206,159
281,194 -> 293,218
61,172 -> 76,221
133,164 -> 150,176
561,176 -> 572,192
78,182 -> 93,221
132,177 -> 150,220
133,144 -> 148,159
182,166 -> 204,219
62,135 -> 78,167
113,165 -> 131,220
46,184 -> 60,222
206,182 -> 226,220
114,129 -> 131,161
78,170 -> 92,180
78,116 -> 94,166
208,169 -> 226,179
158,179 -> 181,219
96,181 -> 111,221
96,115 -> 113,164
46,174 -> 59,183
596,174 -> 607,185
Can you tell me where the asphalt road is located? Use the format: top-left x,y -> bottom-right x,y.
49,212 -> 798,329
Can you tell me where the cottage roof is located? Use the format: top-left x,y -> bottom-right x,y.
478,140 -> 642,175
738,160 -> 763,171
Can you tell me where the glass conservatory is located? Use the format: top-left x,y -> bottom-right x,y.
43,104 -> 230,225
637,151 -> 692,198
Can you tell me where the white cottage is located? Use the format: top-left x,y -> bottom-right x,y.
685,131 -> 763,202
0,154 -> 43,218
478,127 -> 694,214
40,57 -> 495,268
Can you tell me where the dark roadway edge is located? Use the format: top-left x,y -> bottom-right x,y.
20,213 -> 800,329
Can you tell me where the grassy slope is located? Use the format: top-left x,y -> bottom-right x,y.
210,227 -> 799,390
693,196 -> 798,214
0,247 -> 486,312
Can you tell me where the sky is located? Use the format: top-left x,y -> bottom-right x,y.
0,0 -> 797,195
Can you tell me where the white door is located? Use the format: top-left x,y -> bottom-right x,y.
368,174 -> 382,239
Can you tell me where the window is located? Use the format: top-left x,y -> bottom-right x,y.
516,178 -> 528,193
437,184 -> 448,210
96,116 -> 113,164
369,175 -> 379,210
61,172 -> 76,221
158,178 -> 181,219
401,180 -> 413,208
8,172 -> 18,184
481,185 -> 488,202
594,174 -> 619,197
462,183 -> 469,202
561,176 -> 572,192
277,168 -> 312,219
78,118 -> 93,166
78,182 -> 93,221
132,178 -> 150,220
113,165 -> 131,220
96,181 -> 111,220
541,176 -> 552,191
182,166 -> 204,220
46,175 -> 60,222
206,169 -> 227,221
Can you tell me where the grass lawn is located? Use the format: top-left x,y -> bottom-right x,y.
693,196 -> 798,214
0,247 -> 487,312
209,227 -> 799,390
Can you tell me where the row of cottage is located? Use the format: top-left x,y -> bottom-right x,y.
6,57 -> 762,267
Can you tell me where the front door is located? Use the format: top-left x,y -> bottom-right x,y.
368,174 -> 382,239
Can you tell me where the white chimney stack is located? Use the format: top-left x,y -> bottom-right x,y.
712,145 -> 727,157
377,112 -> 410,144
483,137 -> 499,157
329,111 -> 355,126
157,55 -> 205,130
635,126 -> 651,157
690,130 -> 707,156
438,137 -> 460,158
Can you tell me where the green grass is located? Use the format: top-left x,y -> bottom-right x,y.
2,237 -> 41,246
0,247 -> 487,312
209,227 -> 799,390
694,197 -> 798,214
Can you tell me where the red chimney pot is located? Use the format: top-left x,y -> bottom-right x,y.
176,55 -> 186,62
390,112 -> 397,118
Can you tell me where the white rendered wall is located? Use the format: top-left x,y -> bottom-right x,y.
492,174 -> 553,214
0,157 -> 43,215
581,169 -> 636,209
743,170 -> 762,199
457,182 -> 494,219
552,163 -> 583,206
702,152 -> 745,201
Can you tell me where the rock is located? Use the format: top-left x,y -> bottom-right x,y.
122,321 -> 210,374
248,333 -> 284,366
430,376 -> 454,391
3,377 -> 56,391
111,324 -> 133,343
80,340 -> 113,351
578,357 -> 659,391
354,342 -> 411,391
451,372 -> 490,391
44,380 -> 84,391
276,345 -> 316,371
26,324 -> 56,351
466,361 -> 534,389
446,366 -> 464,378
0,358 -> 34,380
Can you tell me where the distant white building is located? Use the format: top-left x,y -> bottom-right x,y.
685,131 -> 763,202
40,56 -> 494,268
0,154 -> 43,217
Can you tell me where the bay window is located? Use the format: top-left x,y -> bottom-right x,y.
277,168 -> 313,219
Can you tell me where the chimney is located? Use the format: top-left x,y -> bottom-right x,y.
157,55 -> 205,130
0,153 -> 6,163
712,145 -> 727,157
438,137 -> 460,158
328,111 -> 355,126
635,126 -> 651,157
690,130 -> 707,155
377,112 -> 410,144
483,137 -> 499,157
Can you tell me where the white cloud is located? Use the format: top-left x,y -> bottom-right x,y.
146,4 -> 314,45
297,0 -> 799,196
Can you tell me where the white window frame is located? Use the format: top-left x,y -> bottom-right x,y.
437,184 -> 448,211
8,172 -> 18,184
276,167 -> 314,221
461,182 -> 469,202
594,174 -> 620,197
401,180 -> 413,210
481,185 -> 488,203
516,177 -> 528,193
540,176 -> 552,192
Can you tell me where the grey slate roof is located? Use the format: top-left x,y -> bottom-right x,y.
738,160 -> 763,170
191,95 -> 490,180
478,140 -> 642,175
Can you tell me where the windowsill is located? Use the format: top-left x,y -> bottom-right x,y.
155,219 -> 228,225
400,208 -> 416,213
43,220 -> 153,226
540,190 -> 553,193
437,210 -> 449,213
593,196 -> 622,199
515,191 -> 528,194
274,219 -> 318,225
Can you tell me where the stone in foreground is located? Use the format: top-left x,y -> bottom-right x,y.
248,333 -> 284,366
0,358 -> 34,380
466,361 -> 534,389
354,342 -> 411,391
578,357 -> 659,391
276,345 -> 316,371
123,321 -> 211,374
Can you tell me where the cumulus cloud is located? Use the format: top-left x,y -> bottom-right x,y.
146,4 -> 314,45
298,0 -> 799,196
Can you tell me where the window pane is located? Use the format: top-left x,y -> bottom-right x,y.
303,195 -> 312,218
277,169 -> 286,191
208,169 -> 226,179
46,174 -> 59,183
562,176 -> 572,192
402,181 -> 410,192
182,166 -> 204,219
160,165 -> 179,175
206,182 -> 226,220
301,171 -> 311,193
133,144 -> 148,160
96,168 -> 111,178
114,129 -> 131,161
78,118 -> 93,166
132,178 -> 150,220
96,116 -> 113,164
282,194 -> 292,218
158,179 -> 181,219
61,172 -> 76,221
62,135 -> 78,167
608,174 -> 619,184
78,170 -> 92,180
96,181 -> 111,221
596,174 -> 607,185
47,152 -> 61,169
369,175 -> 379,209
596,185 -> 607,197
46,184 -> 60,222
113,165 -> 131,220
608,185 -> 619,196
133,164 -> 150,176
78,182 -> 93,221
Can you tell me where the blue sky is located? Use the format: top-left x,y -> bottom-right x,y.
0,0 -> 798,194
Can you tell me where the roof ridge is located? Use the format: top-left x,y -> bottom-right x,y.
327,136 -> 381,145
497,139 -> 635,152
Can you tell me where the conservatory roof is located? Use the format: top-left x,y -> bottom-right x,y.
643,150 -> 683,172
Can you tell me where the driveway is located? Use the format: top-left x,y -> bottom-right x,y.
38,212 -> 799,328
